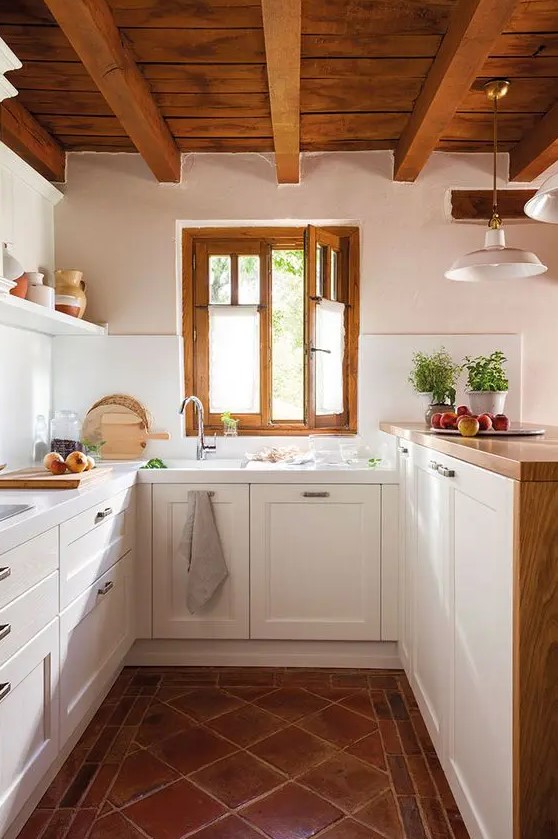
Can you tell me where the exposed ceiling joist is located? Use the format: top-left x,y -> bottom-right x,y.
261,0 -> 302,184
394,0 -> 520,182
509,101 -> 558,182
41,0 -> 181,183
451,189 -> 536,220
1,98 -> 65,181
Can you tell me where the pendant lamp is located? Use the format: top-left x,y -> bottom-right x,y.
524,172 -> 558,223
445,80 -> 547,282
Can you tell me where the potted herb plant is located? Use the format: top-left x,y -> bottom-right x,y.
464,350 -> 509,415
409,348 -> 461,424
220,411 -> 239,436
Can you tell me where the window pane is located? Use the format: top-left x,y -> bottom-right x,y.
315,299 -> 345,415
271,249 -> 304,421
330,250 -> 338,301
316,245 -> 323,297
209,255 -> 231,304
209,306 -> 260,413
238,255 -> 260,304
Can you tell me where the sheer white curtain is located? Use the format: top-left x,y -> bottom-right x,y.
315,299 -> 345,415
209,305 -> 260,413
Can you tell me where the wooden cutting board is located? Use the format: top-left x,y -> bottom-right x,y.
82,405 -> 170,460
0,466 -> 113,490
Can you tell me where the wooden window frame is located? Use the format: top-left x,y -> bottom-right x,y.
182,226 -> 359,436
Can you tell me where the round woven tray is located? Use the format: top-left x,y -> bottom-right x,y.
88,394 -> 152,430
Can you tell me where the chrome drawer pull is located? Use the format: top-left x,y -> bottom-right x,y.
97,581 -> 114,596
95,507 -> 113,523
399,446 -> 409,454
429,460 -> 440,471
0,567 -> 10,582
0,682 -> 10,703
0,624 -> 11,642
437,465 -> 455,478
302,492 -> 330,498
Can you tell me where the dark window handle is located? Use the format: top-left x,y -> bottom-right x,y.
310,347 -> 332,354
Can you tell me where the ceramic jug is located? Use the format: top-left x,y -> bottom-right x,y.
55,269 -> 87,318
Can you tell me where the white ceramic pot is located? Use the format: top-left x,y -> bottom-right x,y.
468,391 -> 508,415
27,273 -> 55,308
418,392 -> 434,410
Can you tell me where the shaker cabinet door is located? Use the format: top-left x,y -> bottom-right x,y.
250,484 -> 381,641
153,484 -> 250,639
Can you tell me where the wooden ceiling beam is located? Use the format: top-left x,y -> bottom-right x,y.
1,98 -> 65,181
451,189 -> 536,220
41,0 -> 180,183
509,101 -> 558,181
394,0 -> 519,182
261,0 -> 302,184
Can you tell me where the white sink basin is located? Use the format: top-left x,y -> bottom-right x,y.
162,459 -> 245,470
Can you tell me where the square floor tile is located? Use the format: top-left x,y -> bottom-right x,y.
346,730 -> 387,771
318,818 -> 387,839
354,789 -> 404,838
108,749 -> 179,807
190,814 -> 268,838
298,704 -> 375,748
191,751 -> 283,808
89,812 -> 149,838
124,778 -> 226,839
241,783 -> 343,839
299,752 -> 390,812
219,668 -> 277,687
255,688 -> 330,722
135,702 -> 195,747
169,688 -> 245,721
250,725 -> 336,776
339,690 -> 377,720
206,704 -> 285,747
150,725 -> 237,775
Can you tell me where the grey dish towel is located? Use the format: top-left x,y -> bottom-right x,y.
179,490 -> 229,614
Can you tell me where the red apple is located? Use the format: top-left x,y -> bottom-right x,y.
430,413 -> 443,429
457,415 -> 480,437
477,413 -> 493,431
493,414 -> 510,431
456,405 -> 471,417
486,412 -> 495,420
440,411 -> 458,430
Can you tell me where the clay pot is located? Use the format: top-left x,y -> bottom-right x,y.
9,273 -> 28,299
55,269 -> 87,318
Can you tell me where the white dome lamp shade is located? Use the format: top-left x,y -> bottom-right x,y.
2,244 -> 24,282
524,172 -> 558,224
445,80 -> 547,282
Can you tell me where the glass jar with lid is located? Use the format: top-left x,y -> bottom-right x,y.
50,411 -> 83,459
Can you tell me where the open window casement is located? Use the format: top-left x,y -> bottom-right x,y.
305,226 -> 350,429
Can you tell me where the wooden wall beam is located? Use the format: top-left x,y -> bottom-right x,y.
394,0 -> 519,182
42,0 -> 180,183
451,189 -> 536,220
261,0 -> 301,184
1,98 -> 65,181
510,101 -> 558,181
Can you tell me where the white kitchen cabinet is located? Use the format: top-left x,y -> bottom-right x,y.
153,484 -> 250,639
250,484 -> 381,641
397,442 -> 413,671
400,439 -> 513,839
59,551 -> 134,746
0,619 -> 59,838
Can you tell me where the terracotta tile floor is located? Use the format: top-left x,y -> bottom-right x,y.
18,668 -> 470,839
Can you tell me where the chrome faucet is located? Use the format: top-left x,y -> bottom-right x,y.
179,395 -> 217,461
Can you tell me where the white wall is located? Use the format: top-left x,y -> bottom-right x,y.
55,151 -> 558,424
0,143 -> 59,467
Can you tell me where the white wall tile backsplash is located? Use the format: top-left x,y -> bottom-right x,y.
52,332 -> 521,463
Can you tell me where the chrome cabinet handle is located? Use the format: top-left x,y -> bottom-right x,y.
0,682 -> 10,703
0,567 -> 10,582
429,461 -> 440,471
97,581 -> 114,596
0,624 -> 11,642
95,507 -> 113,523
302,492 -> 330,498
437,465 -> 455,478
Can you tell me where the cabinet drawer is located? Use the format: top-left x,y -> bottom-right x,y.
0,529 -> 58,610
60,489 -> 135,608
0,619 -> 59,838
60,487 -> 133,547
0,572 -> 58,668
60,551 -> 134,745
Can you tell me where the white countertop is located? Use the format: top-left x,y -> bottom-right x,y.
0,459 -> 398,553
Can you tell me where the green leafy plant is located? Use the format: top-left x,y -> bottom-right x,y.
140,458 -> 167,469
220,411 -> 239,429
82,438 -> 105,457
408,348 -> 461,405
464,351 -> 509,392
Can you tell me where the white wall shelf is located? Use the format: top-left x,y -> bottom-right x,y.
0,293 -> 106,336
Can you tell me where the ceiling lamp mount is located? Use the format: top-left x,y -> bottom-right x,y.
445,79 -> 547,282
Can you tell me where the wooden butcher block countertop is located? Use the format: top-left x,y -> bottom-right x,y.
380,421 -> 558,481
